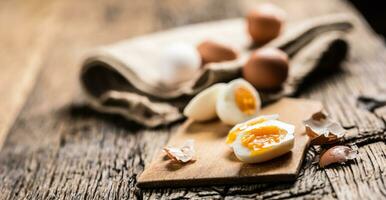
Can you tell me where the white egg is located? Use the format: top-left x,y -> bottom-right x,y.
159,43 -> 201,86
216,78 -> 261,125
183,83 -> 226,121
227,117 -> 295,163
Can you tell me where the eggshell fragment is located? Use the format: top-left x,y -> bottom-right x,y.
246,3 -> 286,45
197,40 -> 238,65
163,140 -> 195,163
183,83 -> 226,121
243,48 -> 289,90
303,112 -> 346,145
319,146 -> 357,168
159,43 -> 201,86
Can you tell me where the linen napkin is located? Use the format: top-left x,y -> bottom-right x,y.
80,14 -> 353,127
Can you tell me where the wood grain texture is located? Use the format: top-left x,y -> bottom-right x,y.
138,98 -> 323,188
0,0 -> 61,148
0,0 -> 385,199
325,142 -> 386,200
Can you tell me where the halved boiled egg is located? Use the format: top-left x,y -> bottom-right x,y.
226,115 -> 295,163
183,83 -> 226,121
216,79 -> 261,125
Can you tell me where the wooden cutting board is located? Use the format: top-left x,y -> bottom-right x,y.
138,98 -> 323,188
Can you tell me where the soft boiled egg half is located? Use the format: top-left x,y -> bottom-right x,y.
183,83 -> 226,121
183,78 -> 261,124
226,115 -> 295,163
216,79 -> 261,125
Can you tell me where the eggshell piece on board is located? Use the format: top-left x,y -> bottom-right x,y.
303,111 -> 346,145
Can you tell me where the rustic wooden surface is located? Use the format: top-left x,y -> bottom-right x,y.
0,0 -> 385,199
139,98 -> 323,187
0,0 -> 59,148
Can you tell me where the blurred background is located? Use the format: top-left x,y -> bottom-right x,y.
0,0 -> 385,199
0,0 -> 385,147
349,0 -> 386,39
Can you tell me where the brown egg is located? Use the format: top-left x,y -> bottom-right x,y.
319,146 -> 357,168
243,47 -> 289,90
197,40 -> 238,65
246,3 -> 285,45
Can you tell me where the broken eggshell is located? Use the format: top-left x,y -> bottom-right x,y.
304,111 -> 346,145
163,139 -> 195,163
319,145 -> 357,168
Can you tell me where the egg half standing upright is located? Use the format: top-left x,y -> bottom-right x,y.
216,79 -> 261,125
183,83 -> 226,121
226,115 -> 295,163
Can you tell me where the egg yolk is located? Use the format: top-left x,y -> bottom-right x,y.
226,130 -> 239,144
234,86 -> 256,115
226,117 -> 267,144
241,125 -> 287,156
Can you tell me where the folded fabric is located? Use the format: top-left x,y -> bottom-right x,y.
80,14 -> 353,127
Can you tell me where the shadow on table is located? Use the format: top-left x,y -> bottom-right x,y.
293,40 -> 349,97
67,104 -> 183,132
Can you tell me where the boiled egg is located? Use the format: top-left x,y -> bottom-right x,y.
247,3 -> 286,45
159,42 -> 201,86
216,79 -> 261,125
183,83 -> 226,121
226,115 -> 295,163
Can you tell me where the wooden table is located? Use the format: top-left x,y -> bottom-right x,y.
0,0 -> 385,199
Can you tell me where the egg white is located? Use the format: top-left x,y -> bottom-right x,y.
183,83 -> 226,121
216,78 -> 261,125
159,43 -> 201,86
231,120 -> 295,163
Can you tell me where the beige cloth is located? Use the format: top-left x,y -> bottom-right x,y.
80,14 -> 353,127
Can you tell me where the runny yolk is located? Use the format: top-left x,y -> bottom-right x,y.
234,86 -> 256,115
241,125 -> 287,156
226,117 -> 267,144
